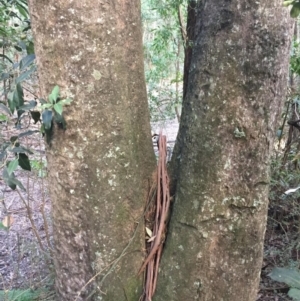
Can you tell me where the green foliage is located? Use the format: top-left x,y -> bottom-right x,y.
0,0 -> 38,134
30,158 -> 47,178
1,136 -> 31,191
0,85 -> 72,191
0,0 -> 36,108
0,288 -> 48,301
267,57 -> 300,297
39,85 -> 73,144
290,40 -> 300,76
0,222 -> 8,230
283,0 -> 300,18
269,146 -> 300,237
269,267 -> 300,300
142,0 -> 186,121
0,1 -> 72,192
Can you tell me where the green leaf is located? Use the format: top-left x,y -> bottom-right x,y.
7,159 -> 19,176
54,112 -> 66,129
17,41 -> 27,51
26,41 -> 34,55
17,109 -> 25,120
0,150 -> 7,161
14,45 -> 22,52
269,267 -> 300,289
40,123 -> 45,134
42,109 -> 53,130
13,83 -> 24,109
10,177 -> 26,190
277,129 -> 283,137
44,127 -> 53,145
0,222 -> 8,230
16,3 -> 29,18
39,98 -> 47,105
41,103 -> 53,109
60,98 -> 73,105
3,167 -> 25,190
0,103 -> 11,115
0,289 -> 46,300
54,102 -> 63,115
18,130 -> 39,139
2,168 -> 16,190
8,92 -> 15,114
291,3 -> 300,18
18,153 -> 31,171
0,72 -> 10,81
30,111 -> 41,123
288,288 -> 300,300
283,0 -> 296,7
49,85 -> 60,103
0,54 -> 13,64
15,65 -> 36,84
10,146 -> 33,154
23,26 -> 31,33
0,114 -> 8,122
10,136 -> 18,143
18,100 -> 37,111
19,54 -> 35,70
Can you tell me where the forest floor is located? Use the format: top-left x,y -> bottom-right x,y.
0,120 -> 55,301
0,118 -> 297,300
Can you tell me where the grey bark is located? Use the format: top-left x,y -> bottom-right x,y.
156,1 -> 293,301
27,1 -> 156,300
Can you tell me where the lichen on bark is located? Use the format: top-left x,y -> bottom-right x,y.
156,1 -> 293,301
28,1 -> 156,300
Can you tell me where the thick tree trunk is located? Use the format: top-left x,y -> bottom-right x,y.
157,1 -> 293,301
28,1 -> 156,300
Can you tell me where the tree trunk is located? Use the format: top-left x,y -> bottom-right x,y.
28,1 -> 156,300
156,1 -> 293,301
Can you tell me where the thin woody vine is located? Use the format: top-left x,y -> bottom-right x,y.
0,82 -> 174,300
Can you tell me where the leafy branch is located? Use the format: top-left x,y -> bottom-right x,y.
40,85 -> 73,145
284,0 -> 300,17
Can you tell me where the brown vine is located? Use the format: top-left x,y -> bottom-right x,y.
139,133 -> 171,301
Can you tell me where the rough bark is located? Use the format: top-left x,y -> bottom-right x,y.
157,1 -> 293,301
182,0 -> 196,101
27,1 -> 156,300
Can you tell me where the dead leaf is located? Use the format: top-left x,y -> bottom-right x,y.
147,235 -> 156,242
145,227 -> 152,237
2,215 -> 14,228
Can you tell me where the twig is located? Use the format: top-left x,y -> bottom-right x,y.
22,85 -> 39,99
75,180 -> 158,300
15,188 -> 45,253
37,136 -> 52,256
177,5 -> 187,46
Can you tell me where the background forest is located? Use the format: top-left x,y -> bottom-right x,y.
0,0 -> 300,300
